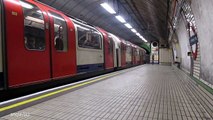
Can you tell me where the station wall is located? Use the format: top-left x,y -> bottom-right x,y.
176,18 -> 191,72
159,48 -> 172,65
175,0 -> 213,85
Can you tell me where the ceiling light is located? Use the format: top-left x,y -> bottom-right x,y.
115,15 -> 126,23
143,39 -> 148,42
139,36 -> 143,39
100,3 -> 116,14
131,29 -> 137,33
136,33 -> 140,36
139,36 -> 147,42
124,23 -> 132,29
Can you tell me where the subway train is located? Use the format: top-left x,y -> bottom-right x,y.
0,0 -> 146,93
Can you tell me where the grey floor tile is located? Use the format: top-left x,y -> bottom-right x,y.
1,65 -> 212,120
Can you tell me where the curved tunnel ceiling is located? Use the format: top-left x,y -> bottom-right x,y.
38,0 -> 169,46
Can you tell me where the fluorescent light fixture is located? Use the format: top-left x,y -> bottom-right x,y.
124,23 -> 132,29
143,39 -> 148,42
139,36 -> 144,39
115,15 -> 126,23
136,33 -> 140,36
100,3 -> 116,14
139,35 -> 147,42
131,29 -> 137,33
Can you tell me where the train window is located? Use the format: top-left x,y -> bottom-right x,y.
21,1 -> 45,51
49,12 -> 68,52
77,26 -> 102,50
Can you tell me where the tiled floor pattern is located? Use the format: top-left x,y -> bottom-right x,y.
1,65 -> 212,120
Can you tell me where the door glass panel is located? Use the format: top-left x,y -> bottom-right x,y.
49,12 -> 68,52
77,26 -> 102,50
21,0 -> 45,51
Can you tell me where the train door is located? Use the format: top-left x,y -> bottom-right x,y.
121,42 -> 126,67
126,45 -> 132,66
115,48 -> 121,68
48,11 -> 76,78
136,49 -> 140,64
133,47 -> 137,65
110,34 -> 121,68
4,0 -> 51,87
108,35 -> 114,68
113,40 -> 117,68
139,50 -> 142,64
117,44 -> 121,67
0,0 -> 3,88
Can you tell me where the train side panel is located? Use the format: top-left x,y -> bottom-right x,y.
0,0 -> 3,88
4,0 -> 51,87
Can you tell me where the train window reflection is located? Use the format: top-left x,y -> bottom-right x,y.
77,26 -> 102,50
49,12 -> 68,52
22,0 -> 45,51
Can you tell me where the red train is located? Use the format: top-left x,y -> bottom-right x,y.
0,0 -> 146,90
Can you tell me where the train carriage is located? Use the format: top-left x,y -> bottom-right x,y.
0,0 -> 146,93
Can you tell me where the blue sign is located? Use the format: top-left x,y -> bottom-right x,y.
189,35 -> 198,46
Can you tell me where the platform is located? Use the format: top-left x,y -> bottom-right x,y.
0,65 -> 212,120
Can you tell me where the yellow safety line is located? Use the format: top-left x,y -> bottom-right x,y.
0,73 -> 119,112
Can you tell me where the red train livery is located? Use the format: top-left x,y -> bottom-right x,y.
0,0 -> 146,90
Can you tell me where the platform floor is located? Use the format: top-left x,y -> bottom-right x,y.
1,65 -> 212,120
